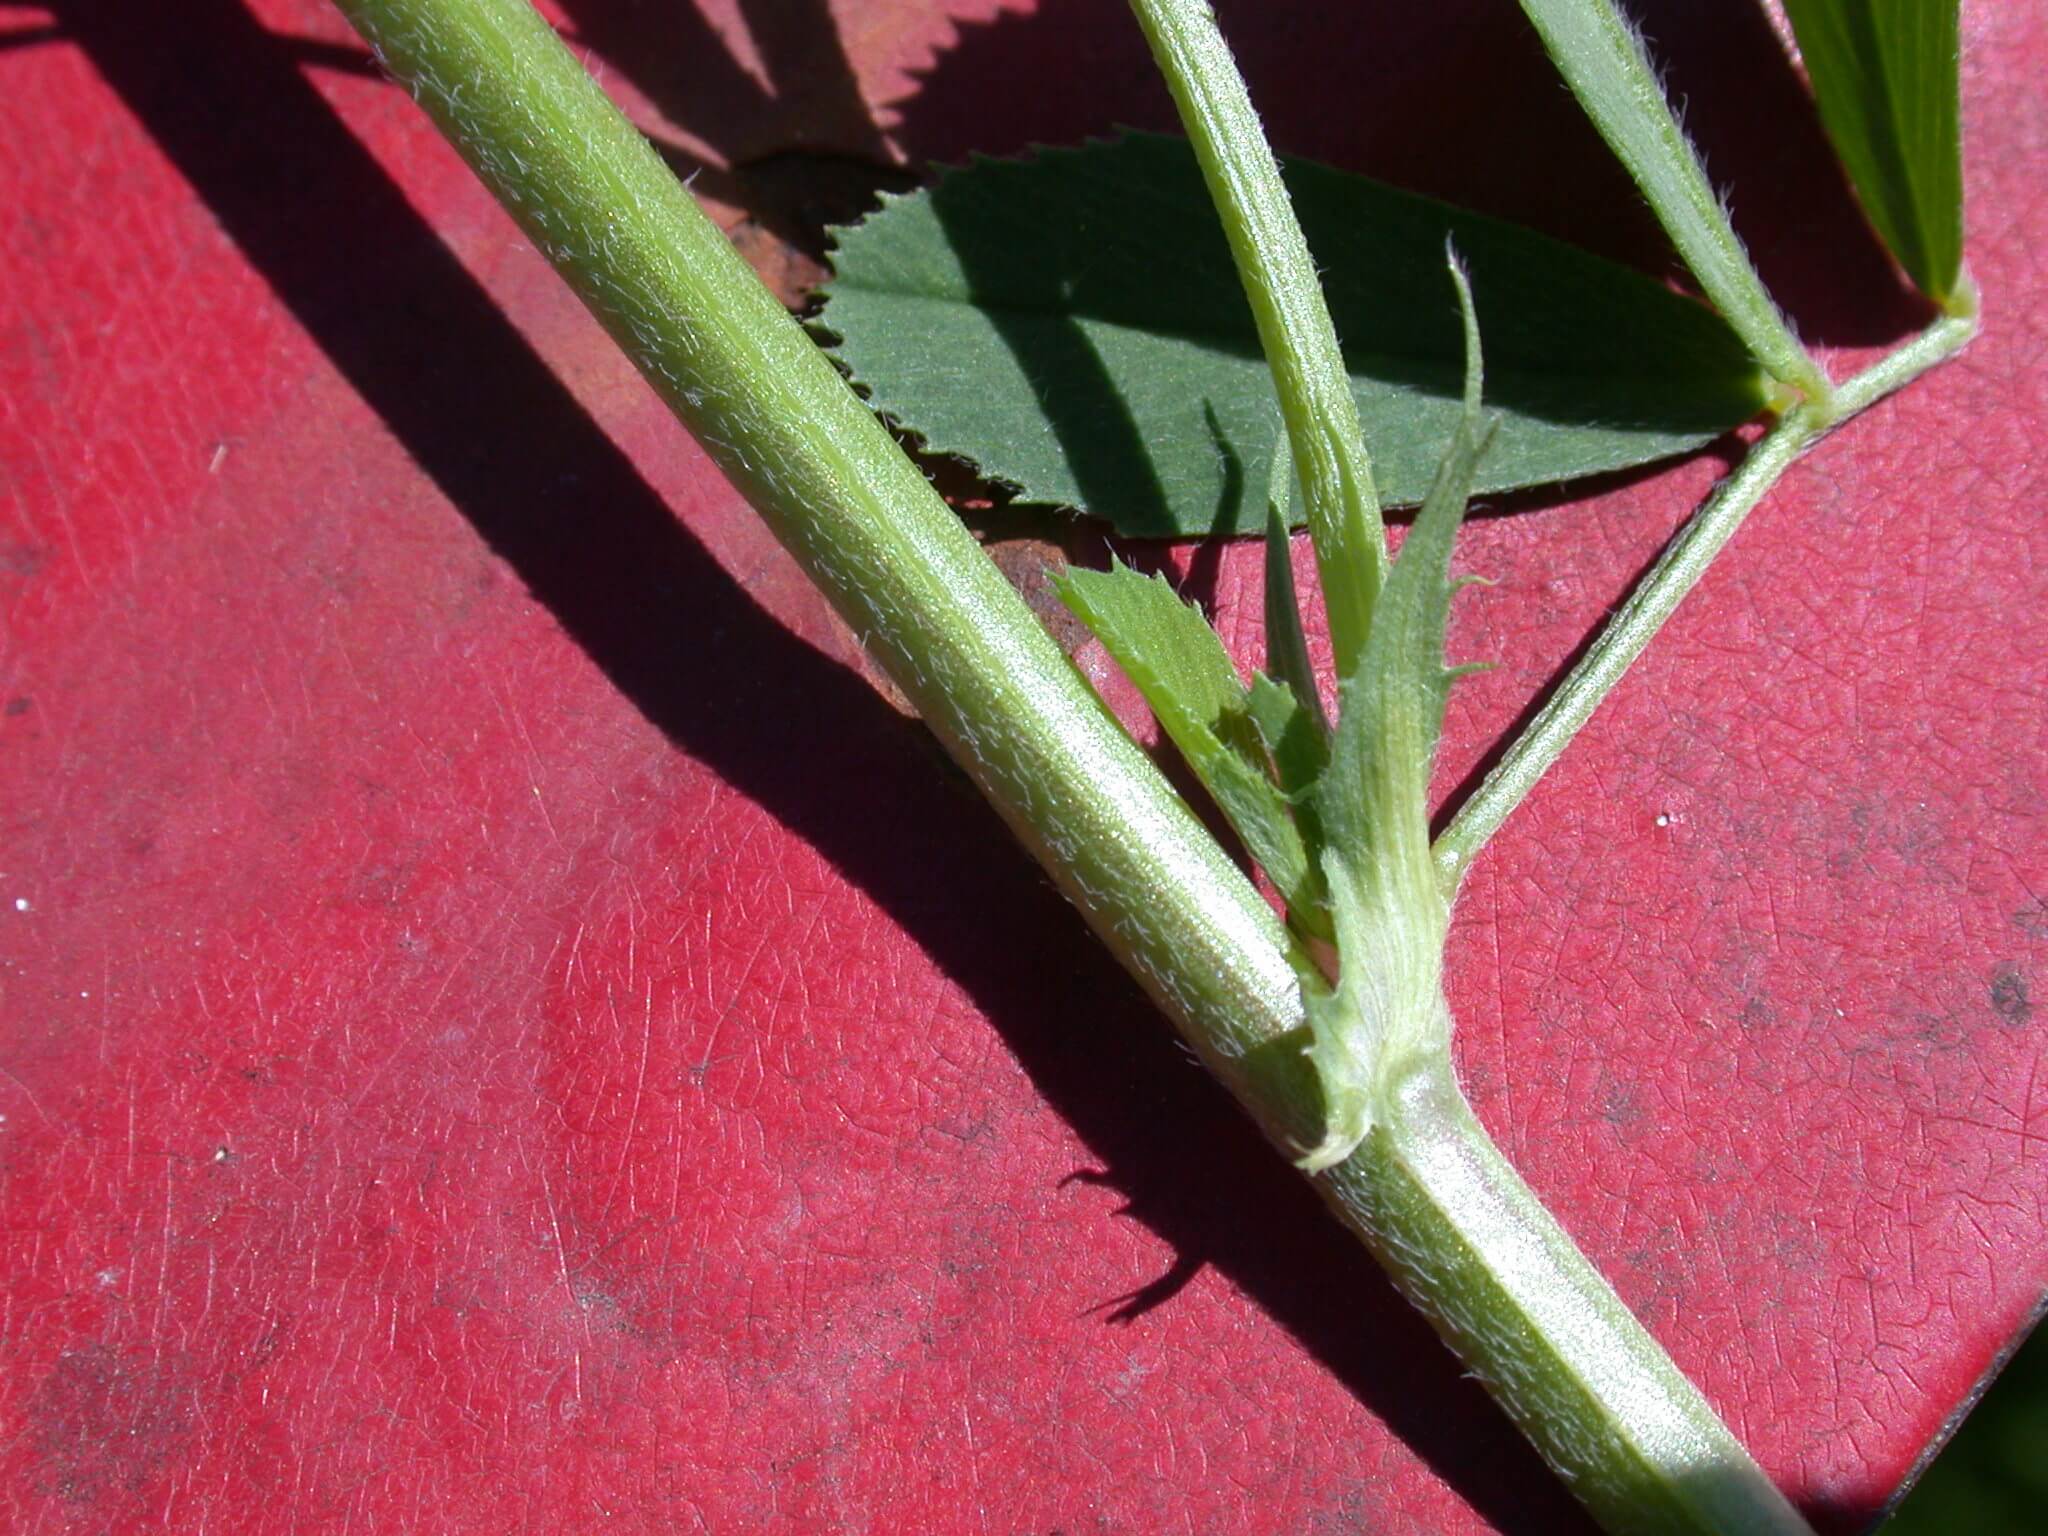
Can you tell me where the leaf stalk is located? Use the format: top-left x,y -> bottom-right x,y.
1436,298 -> 1978,877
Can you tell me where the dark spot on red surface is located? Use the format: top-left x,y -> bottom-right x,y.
24,1345 -> 195,1509
1601,1079 -> 1642,1129
339,860 -> 409,909
1989,966 -> 2031,1028
1913,1012 -> 1969,1054
4,696 -> 30,717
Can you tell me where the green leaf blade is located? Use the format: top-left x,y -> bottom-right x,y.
1782,0 -> 1964,306
1261,446 -> 1328,742
1244,674 -> 1327,798
822,134 -> 1770,536
1056,562 -> 1323,929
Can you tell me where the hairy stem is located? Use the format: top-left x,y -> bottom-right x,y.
1323,1041 -> 1813,1536
1436,408 -> 1812,881
326,2 -> 1951,1531
1826,286 -> 1979,421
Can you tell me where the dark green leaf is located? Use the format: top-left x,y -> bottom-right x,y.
1243,672 -> 1330,874
1259,428 -> 1328,741
821,133 -> 1768,535
1782,0 -> 1964,305
1055,562 -> 1323,929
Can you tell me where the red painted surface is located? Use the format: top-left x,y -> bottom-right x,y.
1,1 -> 2042,1531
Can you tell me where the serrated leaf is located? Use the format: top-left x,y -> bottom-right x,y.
822,133 -> 1768,535
1782,0 -> 1964,305
1055,562 -> 1324,931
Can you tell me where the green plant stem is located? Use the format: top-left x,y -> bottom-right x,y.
1826,286 -> 1979,420
1125,0 -> 1385,678
1303,989 -> 1817,1536
1436,301 -> 1978,880
1325,1044 -> 1813,1536
1435,408 -> 1810,882
1517,0 -> 1832,406
328,0 -> 1321,1141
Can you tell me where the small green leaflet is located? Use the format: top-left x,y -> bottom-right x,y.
1055,563 -> 1328,935
1262,505 -> 1326,744
1782,0 -> 1965,305
821,133 -> 1767,536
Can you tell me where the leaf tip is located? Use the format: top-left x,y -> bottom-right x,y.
1443,240 -> 1483,423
